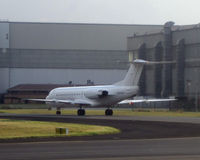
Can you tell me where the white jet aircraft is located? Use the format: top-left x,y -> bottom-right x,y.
28,59 -> 176,116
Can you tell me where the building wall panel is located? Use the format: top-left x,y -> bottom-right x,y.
173,28 -> 200,45
0,68 -> 9,93
4,49 -> 128,69
0,22 -> 9,48
10,22 -> 162,50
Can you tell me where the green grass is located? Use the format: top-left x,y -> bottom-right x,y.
0,119 -> 120,139
1,108 -> 200,117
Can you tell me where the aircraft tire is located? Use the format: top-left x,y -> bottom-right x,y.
56,110 -> 61,115
105,109 -> 113,116
77,109 -> 85,116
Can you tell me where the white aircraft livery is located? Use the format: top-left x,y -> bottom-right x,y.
28,59 -> 176,116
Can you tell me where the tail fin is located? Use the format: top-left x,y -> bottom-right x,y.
114,59 -> 147,86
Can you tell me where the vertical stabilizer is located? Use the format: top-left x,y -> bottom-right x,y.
114,59 -> 147,86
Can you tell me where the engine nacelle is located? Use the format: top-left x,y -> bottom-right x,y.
100,90 -> 108,97
85,90 -> 109,99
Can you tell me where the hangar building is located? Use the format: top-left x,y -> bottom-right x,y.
0,21 -> 162,95
1,21 -> 199,108
128,22 -> 200,108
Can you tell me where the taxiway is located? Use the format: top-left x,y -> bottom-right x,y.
1,113 -> 200,159
1,137 -> 200,160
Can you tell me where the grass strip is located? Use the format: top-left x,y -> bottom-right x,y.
1,109 -> 200,117
0,119 -> 120,139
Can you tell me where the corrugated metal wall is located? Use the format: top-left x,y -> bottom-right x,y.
127,24 -> 200,99
0,22 -> 9,48
0,49 -> 129,69
9,22 -> 162,50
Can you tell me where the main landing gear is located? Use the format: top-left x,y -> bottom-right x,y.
56,110 -> 61,115
56,106 -> 113,116
105,108 -> 113,116
77,107 -> 85,116
56,107 -> 61,115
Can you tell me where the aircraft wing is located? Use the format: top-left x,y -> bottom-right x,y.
118,98 -> 177,105
25,99 -> 54,102
25,99 -> 92,105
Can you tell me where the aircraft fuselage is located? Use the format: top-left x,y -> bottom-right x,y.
46,85 -> 139,107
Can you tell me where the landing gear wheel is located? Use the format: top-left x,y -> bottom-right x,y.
56,110 -> 61,115
105,109 -> 113,116
77,109 -> 85,116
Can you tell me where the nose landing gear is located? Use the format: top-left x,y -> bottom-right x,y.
56,107 -> 61,115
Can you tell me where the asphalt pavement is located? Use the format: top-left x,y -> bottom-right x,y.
1,138 -> 200,160
1,113 -> 200,159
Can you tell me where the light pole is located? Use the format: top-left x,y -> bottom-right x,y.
186,80 -> 191,99
195,68 -> 200,111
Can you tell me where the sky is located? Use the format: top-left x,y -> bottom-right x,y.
0,0 -> 200,25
